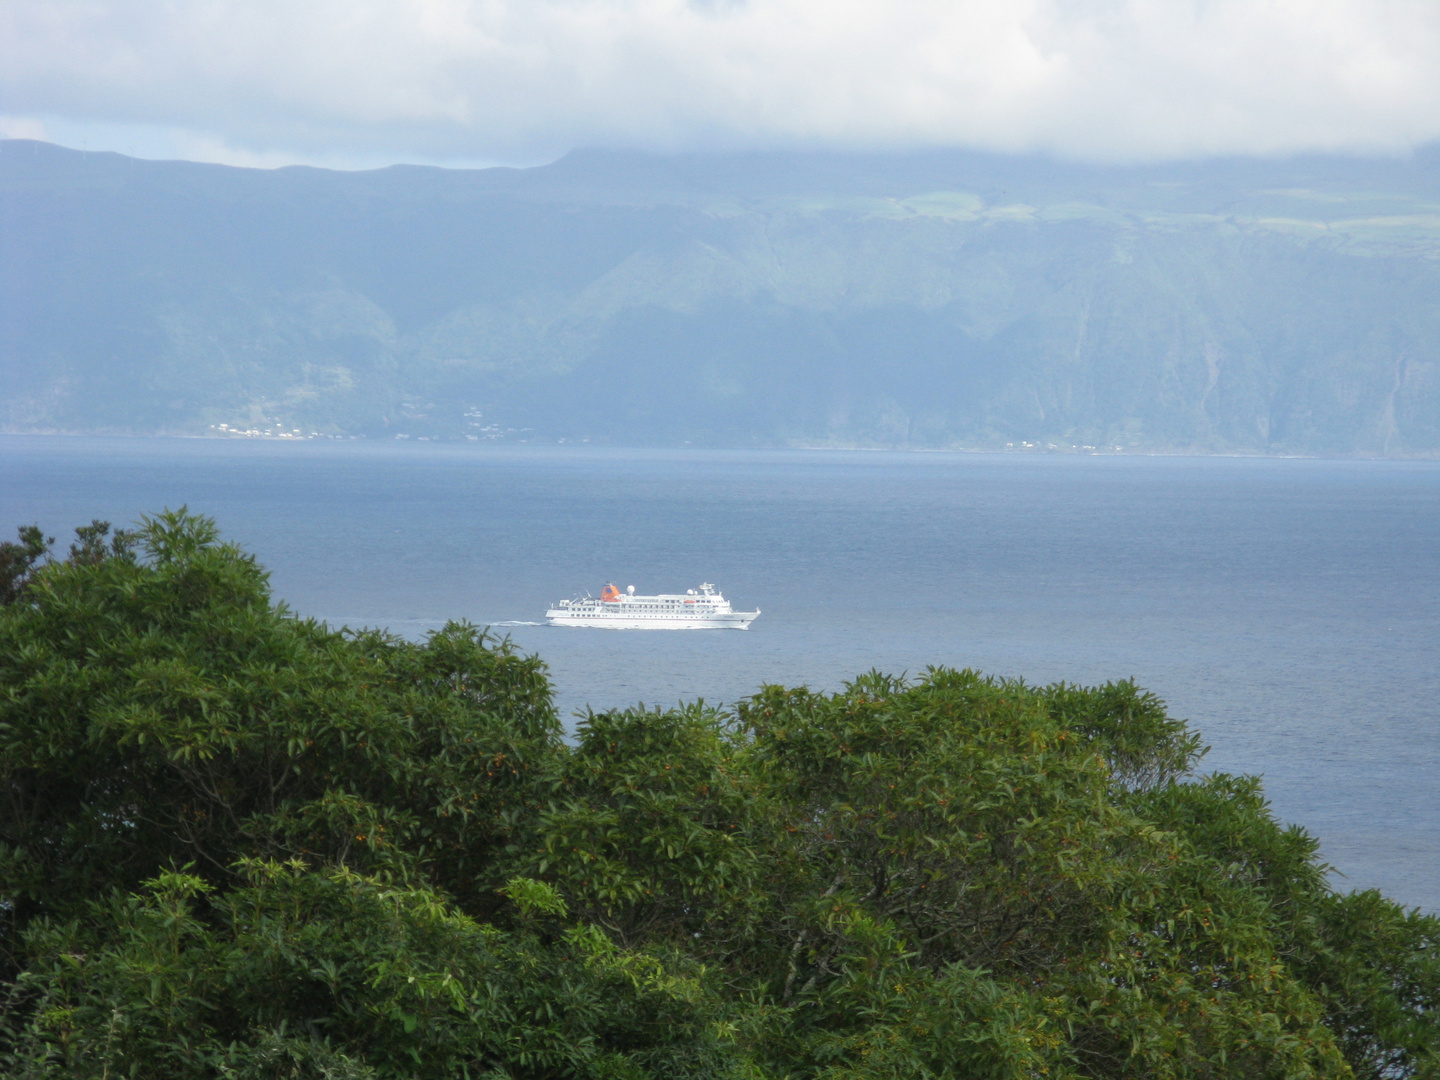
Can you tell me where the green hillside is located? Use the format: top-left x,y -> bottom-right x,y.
3,139 -> 1440,453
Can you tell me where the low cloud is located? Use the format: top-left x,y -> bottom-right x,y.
3,0 -> 1439,167
0,115 -> 50,142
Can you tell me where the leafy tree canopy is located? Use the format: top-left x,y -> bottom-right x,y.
0,511 -> 1435,1079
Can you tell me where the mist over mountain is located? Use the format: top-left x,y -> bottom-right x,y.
3,138 -> 1439,453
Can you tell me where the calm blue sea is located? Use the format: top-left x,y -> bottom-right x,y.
3,436 -> 1437,912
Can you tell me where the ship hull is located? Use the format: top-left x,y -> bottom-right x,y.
545,611 -> 758,630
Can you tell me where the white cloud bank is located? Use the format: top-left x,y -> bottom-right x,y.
3,0 -> 1440,168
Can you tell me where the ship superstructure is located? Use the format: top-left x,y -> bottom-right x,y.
546,582 -> 760,629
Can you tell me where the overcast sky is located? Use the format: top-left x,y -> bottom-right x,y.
3,0 -> 1440,170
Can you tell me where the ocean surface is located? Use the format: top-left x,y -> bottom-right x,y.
3,436 -> 1437,912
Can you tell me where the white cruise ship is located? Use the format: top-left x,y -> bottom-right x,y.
546,582 -> 760,629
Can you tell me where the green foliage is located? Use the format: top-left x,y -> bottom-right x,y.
0,519 -> 139,608
1298,890 -> 1440,1080
0,510 -> 557,953
6,861 -> 731,1079
2,511 -> 1437,1078
0,525 -> 52,606
1039,678 -> 1207,792
517,703 -> 770,950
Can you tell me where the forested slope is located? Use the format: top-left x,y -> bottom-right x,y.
1,513 -> 1436,1078
3,139 -> 1440,452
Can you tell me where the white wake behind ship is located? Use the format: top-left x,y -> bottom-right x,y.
546,582 -> 760,629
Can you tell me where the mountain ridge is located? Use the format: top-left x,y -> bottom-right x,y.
3,138 -> 1439,454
